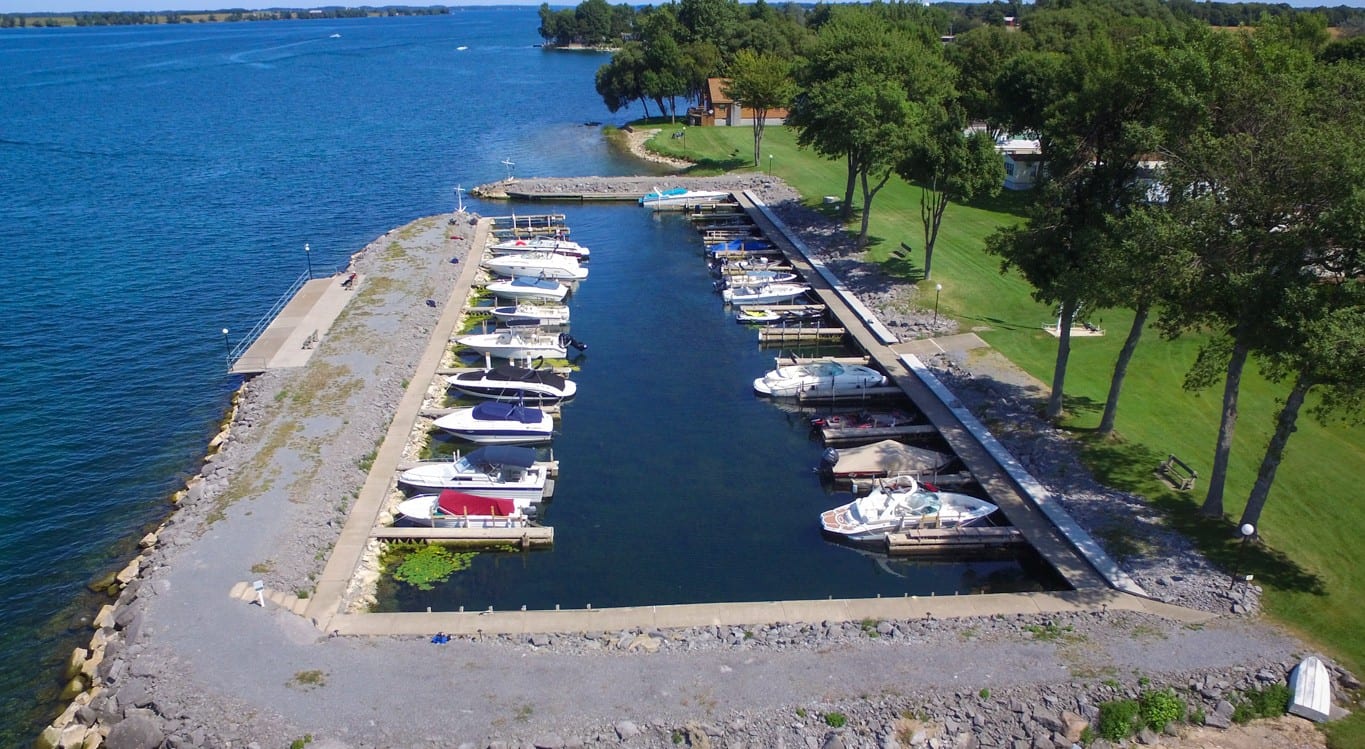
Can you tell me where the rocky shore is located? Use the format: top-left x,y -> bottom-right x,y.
32,174 -> 1358,749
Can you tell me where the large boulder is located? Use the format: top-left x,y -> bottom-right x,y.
104,714 -> 163,749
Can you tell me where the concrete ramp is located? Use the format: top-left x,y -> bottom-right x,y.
230,273 -> 361,374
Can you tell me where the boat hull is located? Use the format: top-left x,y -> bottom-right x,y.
397,465 -> 547,504
445,367 -> 577,403
433,405 -> 554,445
753,362 -> 887,398
485,279 -> 568,302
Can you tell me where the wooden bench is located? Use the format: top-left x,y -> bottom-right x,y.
1158,453 -> 1198,491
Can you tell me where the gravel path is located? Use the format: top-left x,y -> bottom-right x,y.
44,171 -> 1354,749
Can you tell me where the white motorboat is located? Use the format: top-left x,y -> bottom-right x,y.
722,282 -> 812,305
819,475 -> 998,542
395,490 -> 532,527
446,364 -> 577,403
398,445 -> 549,503
639,186 -> 732,209
483,252 -> 588,281
753,359 -> 887,398
485,276 -> 568,302
432,401 -> 554,444
490,302 -> 570,326
821,438 -> 953,479
488,236 -> 590,260
456,326 -> 585,361
715,270 -> 799,290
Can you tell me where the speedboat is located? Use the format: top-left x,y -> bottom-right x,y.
490,302 -> 570,326
715,270 -> 799,290
735,307 -> 824,325
485,276 -> 568,302
395,490 -> 532,527
488,236 -> 590,261
456,326 -> 585,361
639,187 -> 732,209
753,359 -> 886,397
722,282 -> 812,305
398,445 -> 549,503
821,439 -> 953,479
819,475 -> 998,542
432,401 -> 554,444
483,252 -> 588,281
446,364 -> 577,403
811,410 -> 917,429
706,238 -> 773,253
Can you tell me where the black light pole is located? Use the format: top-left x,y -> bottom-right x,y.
681,127 -> 687,153
304,242 -> 313,279
933,283 -> 942,324
222,328 -> 231,367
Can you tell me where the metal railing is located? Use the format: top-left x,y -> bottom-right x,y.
227,271 -> 310,368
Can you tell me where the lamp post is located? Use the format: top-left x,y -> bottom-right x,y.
681,127 -> 687,153
1232,523 -> 1256,587
221,328 -> 231,367
933,283 -> 942,324
304,242 -> 313,279
767,154 -> 773,176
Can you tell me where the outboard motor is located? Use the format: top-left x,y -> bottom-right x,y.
558,333 -> 589,352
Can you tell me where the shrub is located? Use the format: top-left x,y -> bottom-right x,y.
1096,698 -> 1141,741
978,687 -> 991,699
1232,683 -> 1290,724
1139,688 -> 1184,729
823,712 -> 847,728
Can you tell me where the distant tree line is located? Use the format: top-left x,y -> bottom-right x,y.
0,6 -> 450,28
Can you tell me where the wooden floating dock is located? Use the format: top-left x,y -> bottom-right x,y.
372,525 -> 554,549
885,526 -> 1024,556
820,423 -> 941,445
758,327 -> 846,343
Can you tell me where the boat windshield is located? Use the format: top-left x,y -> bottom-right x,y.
809,362 -> 844,376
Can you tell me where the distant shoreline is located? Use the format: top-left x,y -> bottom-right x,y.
0,6 -> 448,27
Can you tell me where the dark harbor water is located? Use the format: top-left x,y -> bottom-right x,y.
375,203 -> 1067,612
0,10 -> 1060,743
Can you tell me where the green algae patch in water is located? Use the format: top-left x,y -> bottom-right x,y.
385,543 -> 477,591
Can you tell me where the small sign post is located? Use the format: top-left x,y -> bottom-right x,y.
252,579 -> 265,607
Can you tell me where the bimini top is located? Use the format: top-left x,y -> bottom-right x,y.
436,490 -> 517,517
470,401 -> 544,424
465,445 -> 536,468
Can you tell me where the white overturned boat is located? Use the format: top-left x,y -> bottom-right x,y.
485,276 -> 568,302
820,475 -> 997,543
432,401 -> 554,444
488,236 -> 590,260
753,359 -> 886,398
456,326 -> 585,361
446,364 -> 577,403
483,252 -> 588,281
490,302 -> 570,326
398,445 -> 549,503
722,282 -> 812,305
396,490 -> 532,527
639,186 -> 732,209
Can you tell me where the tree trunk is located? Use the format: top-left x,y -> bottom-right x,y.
856,166 -> 893,249
1046,298 -> 1078,421
751,110 -> 766,168
919,180 -> 948,281
841,154 -> 858,222
1097,303 -> 1149,436
1203,337 -> 1250,517
1239,372 -> 1313,529
640,97 -> 652,119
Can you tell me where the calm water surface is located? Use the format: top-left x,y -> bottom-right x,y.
0,11 -> 1059,743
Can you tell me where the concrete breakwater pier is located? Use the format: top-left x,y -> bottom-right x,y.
33,181 -> 1344,749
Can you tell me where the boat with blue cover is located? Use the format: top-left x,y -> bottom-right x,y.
706,238 -> 773,254
432,401 -> 554,444
445,364 -> 578,403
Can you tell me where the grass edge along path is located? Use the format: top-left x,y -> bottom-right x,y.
635,121 -> 1365,745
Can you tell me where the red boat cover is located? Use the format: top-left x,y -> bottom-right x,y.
436,490 -> 516,517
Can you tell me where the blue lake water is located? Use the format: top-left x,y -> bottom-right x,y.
0,11 -> 1060,743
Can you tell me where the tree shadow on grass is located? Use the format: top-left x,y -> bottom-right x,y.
957,313 -> 1042,332
1078,434 -> 1327,597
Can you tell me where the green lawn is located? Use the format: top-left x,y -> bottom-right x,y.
648,122 -> 1365,744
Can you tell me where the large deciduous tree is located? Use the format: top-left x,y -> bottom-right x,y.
787,7 -> 951,246
897,108 -> 1003,280
1157,23 -> 1365,517
723,49 -> 795,167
